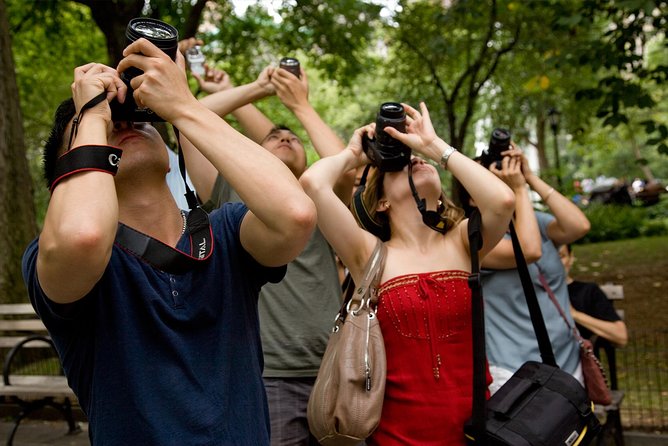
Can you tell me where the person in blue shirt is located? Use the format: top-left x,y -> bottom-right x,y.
22,38 -> 315,445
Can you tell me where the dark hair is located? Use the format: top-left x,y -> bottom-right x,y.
43,98 -> 76,188
263,125 -> 300,142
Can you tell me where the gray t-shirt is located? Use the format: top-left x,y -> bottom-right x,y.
481,211 -> 581,376
207,175 -> 341,377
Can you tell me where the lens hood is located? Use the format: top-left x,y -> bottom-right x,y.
126,18 -> 179,60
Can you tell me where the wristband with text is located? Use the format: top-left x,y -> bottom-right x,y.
49,145 -> 123,192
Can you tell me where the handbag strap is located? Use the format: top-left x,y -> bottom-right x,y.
336,238 -> 386,322
509,221 -> 557,366
537,272 -> 584,343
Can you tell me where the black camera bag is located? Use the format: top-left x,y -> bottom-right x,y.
463,213 -> 600,446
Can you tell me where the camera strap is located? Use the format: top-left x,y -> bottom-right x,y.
114,127 -> 213,274
115,206 -> 213,275
50,93 -> 123,192
407,163 -> 448,234
49,145 -> 123,192
56,92 -> 214,274
351,165 -> 390,240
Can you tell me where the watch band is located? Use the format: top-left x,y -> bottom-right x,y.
440,145 -> 457,169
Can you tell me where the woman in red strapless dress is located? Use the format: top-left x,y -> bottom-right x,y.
368,271 -> 492,445
300,102 -> 515,445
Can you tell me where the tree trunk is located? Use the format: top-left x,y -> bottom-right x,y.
536,114 -> 550,173
628,124 -> 655,182
76,0 -> 144,64
0,0 -> 38,303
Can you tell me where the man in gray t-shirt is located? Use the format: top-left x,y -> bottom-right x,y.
179,55 -> 352,445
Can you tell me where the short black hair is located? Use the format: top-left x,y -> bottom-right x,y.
43,98 -> 76,188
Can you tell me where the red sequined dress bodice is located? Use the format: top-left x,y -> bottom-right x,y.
367,270 -> 491,446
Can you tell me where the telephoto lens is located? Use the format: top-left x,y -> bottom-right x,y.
279,57 -> 301,78
112,18 -> 179,122
123,18 -> 179,81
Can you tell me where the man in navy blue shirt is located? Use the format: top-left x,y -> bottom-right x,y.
22,38 -> 316,445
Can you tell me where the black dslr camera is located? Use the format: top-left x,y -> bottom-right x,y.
110,18 -> 179,122
479,128 -> 511,169
362,102 -> 411,172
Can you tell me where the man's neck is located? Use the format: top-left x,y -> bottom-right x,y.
117,184 -> 184,247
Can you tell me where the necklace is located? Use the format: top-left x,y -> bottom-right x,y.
180,210 -> 187,235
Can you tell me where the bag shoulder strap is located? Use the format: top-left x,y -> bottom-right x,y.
537,272 -> 584,343
468,209 -> 487,441
508,221 -> 557,366
336,238 -> 386,321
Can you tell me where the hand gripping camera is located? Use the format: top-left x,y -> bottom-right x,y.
479,128 -> 511,169
110,18 -> 179,122
362,102 -> 411,172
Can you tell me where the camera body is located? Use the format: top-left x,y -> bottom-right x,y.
362,102 -> 411,172
110,18 -> 179,122
279,57 -> 301,78
186,45 -> 206,77
479,128 -> 511,169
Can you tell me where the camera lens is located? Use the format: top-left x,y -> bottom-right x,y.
480,127 -> 511,168
376,102 -> 406,147
125,18 -> 179,62
489,128 -> 510,153
279,57 -> 301,77
379,103 -> 405,120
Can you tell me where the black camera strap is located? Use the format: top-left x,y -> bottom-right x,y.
115,206 -> 213,275
58,93 -> 214,274
352,165 -> 391,240
114,127 -> 214,274
67,92 -> 108,151
406,162 -> 448,234
50,93 -> 124,192
49,145 -> 123,192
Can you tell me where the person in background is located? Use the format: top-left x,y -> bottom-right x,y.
463,147 -> 591,393
300,102 -> 516,445
178,41 -> 352,446
560,244 -> 628,346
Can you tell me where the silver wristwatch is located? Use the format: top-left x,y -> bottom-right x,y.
440,145 -> 457,169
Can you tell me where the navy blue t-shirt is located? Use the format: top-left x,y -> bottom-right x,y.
22,203 -> 286,445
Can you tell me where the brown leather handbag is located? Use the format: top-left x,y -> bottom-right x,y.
307,238 -> 387,446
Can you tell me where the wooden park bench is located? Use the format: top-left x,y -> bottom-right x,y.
0,303 -> 81,445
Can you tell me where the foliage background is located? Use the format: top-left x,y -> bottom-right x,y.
2,0 -> 667,302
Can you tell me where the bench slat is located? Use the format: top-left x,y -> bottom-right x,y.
0,375 -> 76,399
0,337 -> 52,349
0,320 -> 47,332
600,283 -> 624,300
0,304 -> 36,315
0,385 -> 76,399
